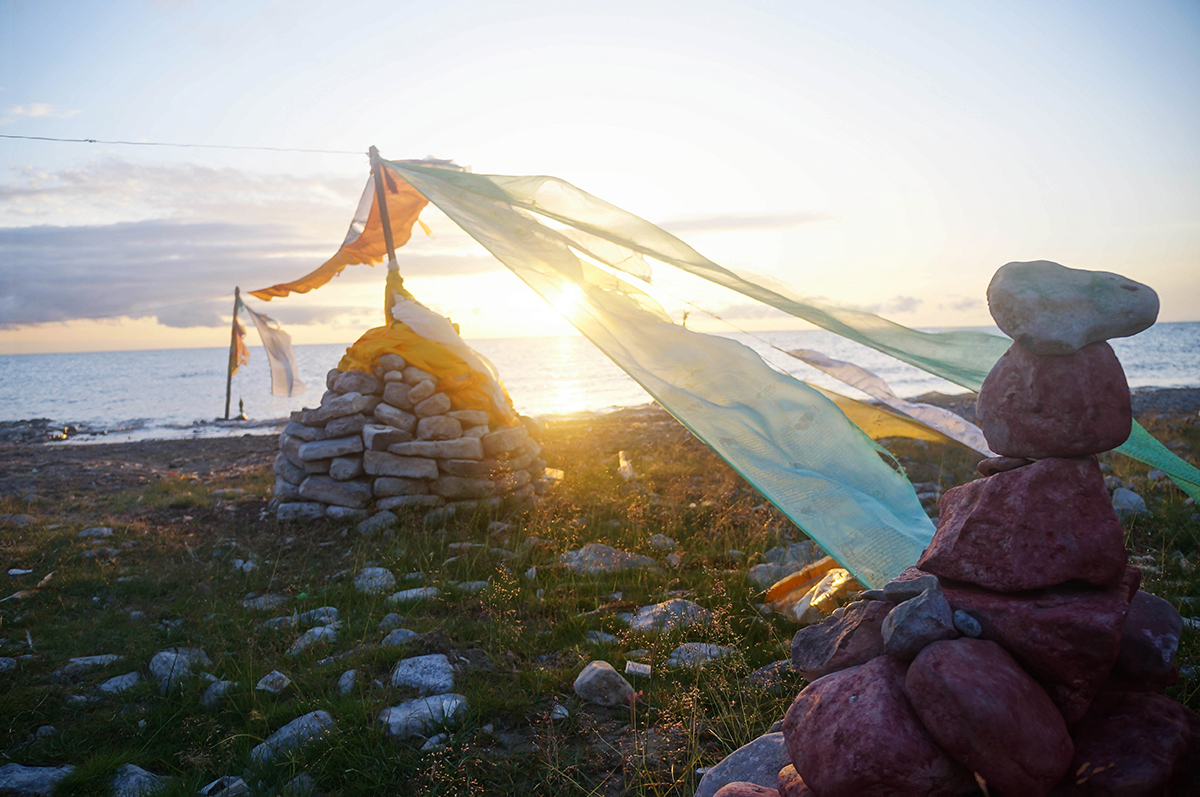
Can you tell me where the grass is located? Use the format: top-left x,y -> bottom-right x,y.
1,406 -> 1198,796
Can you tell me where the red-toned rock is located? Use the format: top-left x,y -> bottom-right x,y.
790,599 -> 892,681
712,784 -> 779,797
1166,705 -> 1200,796
906,638 -> 1073,796
917,457 -> 1127,592
977,455 -> 1033,476
941,567 -> 1138,723
976,341 -> 1132,458
1107,590 -> 1183,693
776,765 -> 813,797
1058,691 -> 1189,795
782,656 -> 971,797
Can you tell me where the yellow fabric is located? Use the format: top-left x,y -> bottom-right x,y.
339,323 -> 517,426
818,388 -> 957,446
229,317 -> 250,376
249,171 -> 429,301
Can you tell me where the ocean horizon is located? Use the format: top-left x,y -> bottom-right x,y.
2,322 -> 1197,444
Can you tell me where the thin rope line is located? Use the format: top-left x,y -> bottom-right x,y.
0,133 -> 364,156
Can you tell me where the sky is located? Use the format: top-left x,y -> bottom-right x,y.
1,0 -> 1198,354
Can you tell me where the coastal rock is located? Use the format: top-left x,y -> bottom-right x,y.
325,412 -> 370,438
373,476 -> 429,497
559,543 -> 655,576
1109,590 -> 1182,691
354,567 -> 396,594
298,436 -> 363,462
417,415 -> 462,441
790,599 -> 891,681
905,638 -> 1073,796
941,566 -> 1138,723
573,660 -> 635,706
482,425 -> 529,456
283,422 -> 325,442
629,598 -> 712,633
356,511 -> 399,536
917,457 -> 1127,592
381,381 -> 413,409
373,402 -> 417,431
362,423 -> 413,451
881,587 -> 958,660
251,710 -> 336,763
52,653 -> 123,680
276,502 -> 325,521
298,475 -> 372,509
1062,691 -> 1188,795
776,766 -> 812,797
286,625 -> 337,656
1112,487 -> 1150,521
414,393 -> 452,418
331,370 -> 379,396
381,628 -> 418,647
449,409 -> 489,426
337,669 -> 357,695
407,380 -> 437,403
782,656 -> 970,797
389,437 -> 484,460
976,342 -> 1132,458
98,671 -> 141,694
110,763 -> 173,797
665,642 -> 736,668
390,653 -> 455,695
882,573 -> 940,604
255,670 -> 292,695
695,736 -> 793,797
377,353 -> 406,372
402,365 -> 436,385
0,763 -> 76,796
242,593 -> 287,611
986,260 -> 1159,355
387,587 -> 441,604
377,693 -> 468,739
328,455 -> 365,481
432,475 -> 495,499
305,392 -> 371,425
201,679 -> 238,709
362,451 -> 438,480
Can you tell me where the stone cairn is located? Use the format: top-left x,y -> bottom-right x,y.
712,261 -> 1198,797
272,351 -> 548,526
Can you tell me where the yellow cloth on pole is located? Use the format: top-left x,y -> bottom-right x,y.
339,323 -> 516,426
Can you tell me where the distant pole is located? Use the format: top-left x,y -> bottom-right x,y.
369,146 -> 401,324
224,286 -> 241,420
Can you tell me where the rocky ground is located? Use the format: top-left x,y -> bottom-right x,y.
0,394 -> 1197,796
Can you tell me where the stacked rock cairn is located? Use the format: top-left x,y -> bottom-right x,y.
272,352 -> 549,524
714,261 -> 1197,797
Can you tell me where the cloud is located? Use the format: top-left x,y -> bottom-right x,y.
939,296 -> 982,312
706,301 -> 793,320
862,295 -> 924,315
658,210 -> 832,234
2,103 -> 81,123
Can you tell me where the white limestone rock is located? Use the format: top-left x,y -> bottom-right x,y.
328,455 -> 365,481
286,626 -> 338,657
362,423 -> 413,451
389,438 -> 484,460
387,587 -> 441,604
987,260 -> 1160,355
283,422 -> 325,443
558,543 -> 655,575
407,379 -> 437,403
242,593 -> 288,611
298,436 -> 363,462
0,764 -> 75,796
52,653 -> 123,680
381,629 -> 419,647
276,502 -> 325,521
432,475 -> 495,499
255,670 -> 292,695
389,653 -> 455,695
324,505 -> 367,521
337,669 -> 358,695
414,393 -> 453,418
377,693 -> 468,739
298,475 -> 372,509
374,402 -> 417,431
482,425 -> 529,456
694,732 -> 791,797
665,642 -> 736,668
373,477 -> 429,497
331,370 -> 379,396
250,710 -> 336,763
448,409 -> 489,426
98,671 -> 141,695
573,661 -> 635,707
629,599 -> 712,633
378,495 -> 444,511
402,365 -> 436,385
354,567 -> 396,595
377,353 -> 406,372
363,451 -> 439,480
111,764 -> 173,797
201,679 -> 238,709
417,415 -> 463,441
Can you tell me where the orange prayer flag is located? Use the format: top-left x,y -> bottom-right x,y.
229,316 -> 250,375
249,168 -> 429,301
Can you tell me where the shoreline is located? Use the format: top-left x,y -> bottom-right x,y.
2,385 -> 1196,447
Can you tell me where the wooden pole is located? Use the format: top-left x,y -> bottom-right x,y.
369,146 -> 401,324
224,286 -> 240,420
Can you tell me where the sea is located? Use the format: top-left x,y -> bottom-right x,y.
1,323 -> 1197,444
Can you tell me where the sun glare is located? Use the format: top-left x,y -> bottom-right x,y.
550,284 -> 585,317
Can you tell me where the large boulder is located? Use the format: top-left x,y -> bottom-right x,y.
917,457 -> 1127,592
906,639 -> 1073,796
782,656 -> 971,797
940,566 -> 1139,723
790,600 -> 892,681
1108,590 -> 1183,692
986,260 -> 1159,356
696,732 -> 790,797
1060,691 -> 1189,795
976,341 -> 1132,459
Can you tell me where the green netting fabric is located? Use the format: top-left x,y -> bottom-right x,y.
388,161 -> 1200,583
